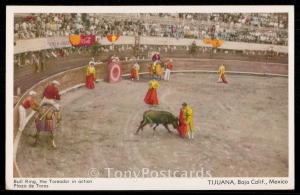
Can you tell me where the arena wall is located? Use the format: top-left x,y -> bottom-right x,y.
13,60 -> 151,136
14,36 -> 288,54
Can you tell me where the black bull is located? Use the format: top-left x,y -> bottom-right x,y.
135,110 -> 179,134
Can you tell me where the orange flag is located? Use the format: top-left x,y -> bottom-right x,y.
69,35 -> 81,46
69,35 -> 96,46
202,38 -> 224,48
107,34 -> 120,43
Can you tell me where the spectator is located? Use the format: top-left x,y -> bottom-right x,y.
14,13 -> 288,46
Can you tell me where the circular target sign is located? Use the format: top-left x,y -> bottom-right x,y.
110,63 -> 121,82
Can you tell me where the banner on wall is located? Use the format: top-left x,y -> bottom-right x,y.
69,34 -> 96,46
14,36 -> 288,54
47,36 -> 71,48
107,34 -> 120,43
203,38 -> 224,48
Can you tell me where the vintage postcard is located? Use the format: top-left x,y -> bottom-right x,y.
6,5 -> 294,190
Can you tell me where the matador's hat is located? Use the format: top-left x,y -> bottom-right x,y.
29,91 -> 37,96
52,80 -> 61,86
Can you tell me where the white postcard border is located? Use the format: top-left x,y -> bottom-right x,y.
6,5 -> 295,190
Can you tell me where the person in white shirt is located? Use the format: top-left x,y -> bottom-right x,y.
133,62 -> 140,80
21,21 -> 28,32
15,23 -> 20,32
18,90 -> 38,132
164,59 -> 173,81
31,53 -> 40,72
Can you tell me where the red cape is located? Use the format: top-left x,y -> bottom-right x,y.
86,74 -> 95,89
177,109 -> 187,138
144,88 -> 159,105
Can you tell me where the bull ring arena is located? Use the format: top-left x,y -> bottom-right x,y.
12,13 -> 289,178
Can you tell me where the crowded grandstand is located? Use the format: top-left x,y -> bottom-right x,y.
15,13 -> 288,44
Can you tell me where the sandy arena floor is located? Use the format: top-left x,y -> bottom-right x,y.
17,73 -> 288,177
